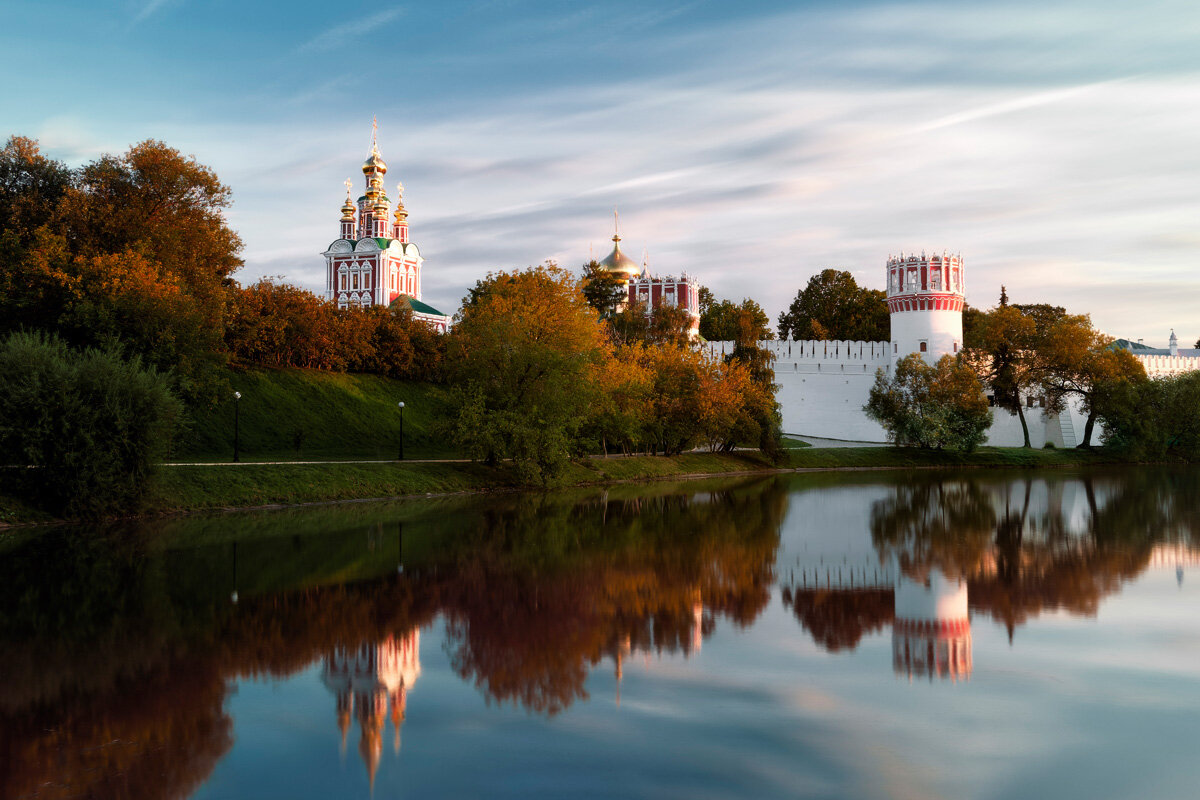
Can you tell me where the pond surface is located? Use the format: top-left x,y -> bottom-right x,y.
3,467 -> 1200,799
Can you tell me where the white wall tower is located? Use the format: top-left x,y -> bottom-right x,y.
885,251 -> 965,364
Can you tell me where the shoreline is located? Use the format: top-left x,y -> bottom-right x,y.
0,446 -> 1135,530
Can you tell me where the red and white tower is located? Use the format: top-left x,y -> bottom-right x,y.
892,565 -> 972,682
885,251 -> 965,363
322,123 -> 450,331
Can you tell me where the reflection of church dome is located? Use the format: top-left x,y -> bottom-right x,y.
599,234 -> 640,277
321,630 -> 421,786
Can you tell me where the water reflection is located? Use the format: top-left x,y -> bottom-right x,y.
322,629 -> 421,788
2,469 -> 1200,797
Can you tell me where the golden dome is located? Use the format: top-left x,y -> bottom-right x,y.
599,234 -> 640,277
362,147 -> 388,175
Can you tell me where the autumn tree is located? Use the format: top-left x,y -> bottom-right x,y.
777,269 -> 888,341
724,303 -> 783,460
586,344 -> 653,456
963,289 -> 1039,447
0,138 -> 244,404
1037,316 -> 1146,447
0,135 -> 71,246
607,301 -> 693,348
62,139 -> 243,297
865,354 -> 992,452
441,264 -> 607,482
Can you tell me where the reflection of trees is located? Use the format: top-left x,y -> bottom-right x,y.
870,480 -> 996,577
780,588 -> 893,652
871,472 -> 1164,638
438,480 -> 786,715
0,477 -> 788,795
782,470 -> 1194,654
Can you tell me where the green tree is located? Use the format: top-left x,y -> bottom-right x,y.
441,264 -> 607,483
777,269 -> 888,341
700,296 -> 772,342
0,331 -> 181,517
1096,372 -> 1200,461
865,354 -> 991,452
580,259 -> 627,319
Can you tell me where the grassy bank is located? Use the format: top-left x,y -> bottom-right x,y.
782,445 -> 1126,470
0,445 -> 1139,526
175,368 -> 455,461
146,452 -> 779,514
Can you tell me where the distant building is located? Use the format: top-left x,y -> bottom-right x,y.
1114,330 -> 1200,377
322,126 -> 451,331
595,224 -> 701,338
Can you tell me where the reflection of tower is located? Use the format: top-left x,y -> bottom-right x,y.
892,563 -> 972,682
321,629 -> 421,789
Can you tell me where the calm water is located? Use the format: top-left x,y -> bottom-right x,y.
3,468 -> 1200,799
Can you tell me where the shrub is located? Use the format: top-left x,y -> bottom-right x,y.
0,331 -> 181,517
865,354 -> 992,452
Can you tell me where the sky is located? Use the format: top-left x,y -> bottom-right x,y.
4,0 -> 1200,343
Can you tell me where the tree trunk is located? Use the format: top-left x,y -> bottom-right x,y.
1080,412 -> 1096,448
1016,402 -> 1031,448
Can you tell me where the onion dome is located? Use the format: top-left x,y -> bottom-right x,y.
362,146 -> 388,175
599,233 -> 639,277
393,181 -> 408,223
341,195 -> 355,221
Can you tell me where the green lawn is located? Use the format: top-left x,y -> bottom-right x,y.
174,368 -> 455,461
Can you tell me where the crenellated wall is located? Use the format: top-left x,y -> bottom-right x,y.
1135,354 -> 1200,377
704,339 -> 1095,446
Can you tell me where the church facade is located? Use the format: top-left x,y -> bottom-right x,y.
322,129 -> 451,332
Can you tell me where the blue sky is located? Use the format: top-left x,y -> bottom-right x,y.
5,0 -> 1200,341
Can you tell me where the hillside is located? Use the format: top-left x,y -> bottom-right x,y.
174,368 -> 456,461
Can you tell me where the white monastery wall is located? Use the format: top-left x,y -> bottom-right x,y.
1136,354 -> 1200,377
704,339 -> 892,442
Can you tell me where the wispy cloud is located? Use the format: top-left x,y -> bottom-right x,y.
130,0 -> 175,24
298,8 -> 404,53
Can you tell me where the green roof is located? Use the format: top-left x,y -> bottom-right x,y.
390,294 -> 449,318
1112,338 -> 1153,351
352,237 -> 393,250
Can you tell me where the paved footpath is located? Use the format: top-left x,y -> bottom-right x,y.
164,445 -> 821,467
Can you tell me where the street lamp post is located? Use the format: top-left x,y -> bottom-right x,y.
233,391 -> 242,463
397,401 -> 405,460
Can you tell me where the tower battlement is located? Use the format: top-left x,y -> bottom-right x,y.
885,252 -> 965,312
886,250 -> 965,362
